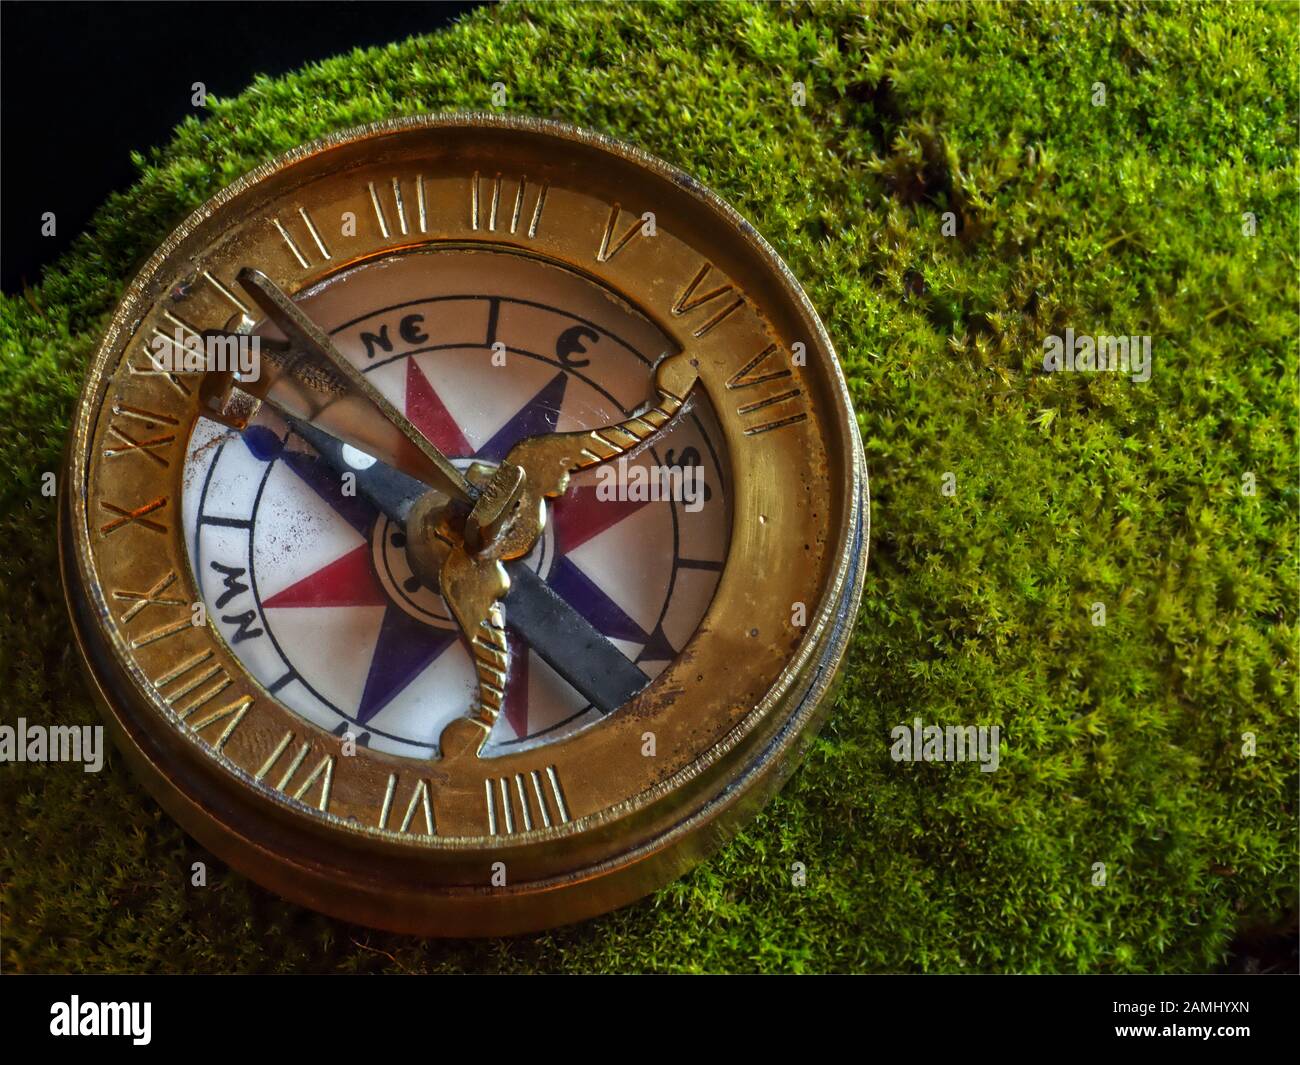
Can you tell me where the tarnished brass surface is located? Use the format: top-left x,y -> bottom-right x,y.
60,114 -> 868,935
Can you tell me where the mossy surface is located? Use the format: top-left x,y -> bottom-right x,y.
1,1 -> 1296,973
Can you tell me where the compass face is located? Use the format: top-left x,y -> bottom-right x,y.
182,249 -> 731,758
61,115 -> 867,935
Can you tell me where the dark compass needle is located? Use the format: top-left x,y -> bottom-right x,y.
277,414 -> 652,716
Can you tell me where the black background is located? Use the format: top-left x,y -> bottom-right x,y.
1,1 -> 483,293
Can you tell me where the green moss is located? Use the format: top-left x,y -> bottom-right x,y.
1,0 -> 1295,973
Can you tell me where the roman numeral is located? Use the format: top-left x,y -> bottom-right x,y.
114,570 -> 185,623
725,343 -> 808,436
485,765 -> 569,835
726,343 -> 790,390
273,206 -> 331,268
672,264 -> 744,338
104,403 -> 178,467
142,646 -> 252,753
596,203 -> 647,262
126,312 -> 204,396
127,347 -> 192,397
254,732 -> 335,812
368,175 -> 429,240
99,496 -> 168,537
118,569 -> 191,650
379,774 -> 436,835
471,172 -> 547,237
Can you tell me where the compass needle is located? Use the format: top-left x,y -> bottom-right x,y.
267,413 -> 649,719
235,266 -> 475,503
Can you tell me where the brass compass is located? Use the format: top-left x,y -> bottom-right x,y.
59,114 -> 867,935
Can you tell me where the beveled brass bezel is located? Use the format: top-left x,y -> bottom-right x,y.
60,114 -> 868,935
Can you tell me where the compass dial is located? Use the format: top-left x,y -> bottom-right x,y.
182,249 -> 730,758
61,116 -> 867,935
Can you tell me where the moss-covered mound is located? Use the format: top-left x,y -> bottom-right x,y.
1,0 -> 1295,973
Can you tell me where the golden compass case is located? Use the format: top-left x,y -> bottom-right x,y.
59,114 -> 867,935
